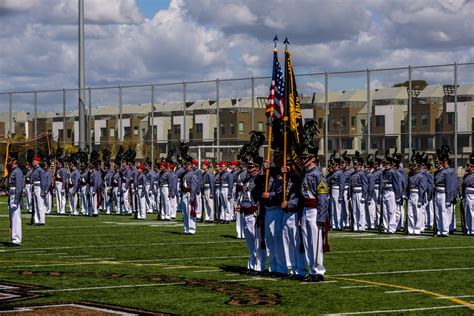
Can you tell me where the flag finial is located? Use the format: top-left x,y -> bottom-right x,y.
273,34 -> 279,47
283,37 -> 289,47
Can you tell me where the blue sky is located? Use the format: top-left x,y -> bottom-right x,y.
136,0 -> 170,18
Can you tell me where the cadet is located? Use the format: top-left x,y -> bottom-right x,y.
234,161 -> 248,238
340,152 -> 352,228
136,165 -> 147,220
112,164 -> 122,214
54,159 -> 68,215
68,161 -> 81,216
364,155 -> 377,230
103,163 -> 114,214
174,161 -> 186,213
300,148 -> 329,282
79,164 -> 89,215
43,161 -> 53,215
168,163 -> 178,219
159,161 -> 172,220
31,156 -> 46,225
219,161 -> 233,224
236,156 -> 266,275
421,161 -> 435,230
7,153 -> 23,246
281,161 -> 306,280
434,146 -> 457,237
380,154 -> 401,234
372,153 -> 384,229
229,160 -> 239,221
329,153 -> 344,230
461,154 -> 474,235
202,161 -> 215,223
349,152 -> 368,232
153,162 -> 161,213
393,152 -> 408,230
120,160 -> 132,215
145,161 -> 155,214
259,154 -> 286,275
24,162 -> 33,213
181,157 -> 199,235
406,153 -> 426,235
214,162 -> 222,221
192,160 -> 203,221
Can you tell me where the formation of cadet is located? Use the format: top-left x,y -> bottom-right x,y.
5,144 -> 474,255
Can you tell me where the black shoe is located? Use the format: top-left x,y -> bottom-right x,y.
315,274 -> 325,282
8,243 -> 21,247
304,275 -> 315,282
290,274 -> 305,281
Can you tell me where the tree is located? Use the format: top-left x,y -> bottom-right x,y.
393,80 -> 429,91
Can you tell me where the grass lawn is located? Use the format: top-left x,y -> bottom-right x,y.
0,196 -> 473,315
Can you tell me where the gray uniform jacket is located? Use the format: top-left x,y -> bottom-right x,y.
330,169 -> 345,201
435,167 -> 458,206
8,166 -> 24,205
182,170 -> 199,203
301,166 -> 329,223
31,166 -> 46,194
350,169 -> 368,201
220,170 -> 233,196
202,170 -> 215,195
44,169 -> 53,193
69,169 -> 81,194
462,171 -> 474,197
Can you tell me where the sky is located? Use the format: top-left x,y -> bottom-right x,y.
0,0 -> 473,110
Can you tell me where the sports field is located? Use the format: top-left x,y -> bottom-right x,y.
0,198 -> 473,315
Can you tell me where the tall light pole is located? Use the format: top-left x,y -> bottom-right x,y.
78,0 -> 86,150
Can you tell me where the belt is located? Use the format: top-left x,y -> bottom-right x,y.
410,188 -> 419,193
160,185 -> 169,188
241,206 -> 258,214
204,184 -> 210,188
303,198 -> 317,208
332,185 -> 340,189
352,187 -> 363,192
436,187 -> 446,192
9,188 -> 16,192
466,188 -> 474,193
221,185 -> 229,188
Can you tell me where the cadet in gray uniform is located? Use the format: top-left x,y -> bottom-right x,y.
68,161 -> 81,216
181,157 -> 199,235
381,154 -> 403,233
24,163 -> 33,213
364,155 -> 377,230
461,154 -> 474,235
371,154 -> 383,229
79,165 -> 89,215
136,165 -> 147,219
7,153 -> 23,246
192,160 -> 203,221
31,156 -> 46,225
202,161 -> 215,223
300,148 -> 329,282
145,162 -> 155,213
340,153 -> 352,228
219,162 -> 233,223
103,163 -> 113,214
349,152 -> 368,232
55,159 -> 68,215
329,155 -> 345,230
159,161 -> 172,220
112,164 -> 122,214
43,161 -> 53,214
168,163 -> 178,219
406,153 -> 427,235
234,162 -> 247,237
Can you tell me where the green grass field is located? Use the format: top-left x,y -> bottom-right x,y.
0,197 -> 473,315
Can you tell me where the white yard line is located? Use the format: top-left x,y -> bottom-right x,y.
192,269 -> 222,273
385,289 -> 420,294
329,267 -> 474,277
220,278 -> 277,282
325,304 -> 474,315
32,282 -> 186,293
340,285 -> 378,289
435,295 -> 474,299
300,280 -> 338,285
330,245 -> 474,255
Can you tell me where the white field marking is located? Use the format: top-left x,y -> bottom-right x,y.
340,285 -> 378,289
192,269 -> 222,273
161,266 -> 194,270
356,236 -> 429,240
325,304 -> 474,315
12,250 -> 45,254
329,267 -> 474,277
32,253 -> 69,256
119,255 -> 248,263
32,282 -> 186,293
226,273 -> 239,276
385,289 -> 421,294
435,295 -> 474,299
57,255 -> 90,258
330,233 -> 374,238
82,258 -> 115,261
300,280 -> 338,285
220,278 -> 277,282
2,240 -> 243,252
330,245 -> 474,254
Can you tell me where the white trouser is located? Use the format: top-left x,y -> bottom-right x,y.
374,188 -> 381,228
145,184 -> 154,212
255,221 -> 267,272
243,213 -> 258,271
104,188 -> 113,214
181,193 -> 196,234
68,189 -> 78,215
464,193 -> 474,235
55,181 -> 66,214
343,189 -> 349,227
397,201 -> 405,230
330,188 -> 343,229
45,190 -> 52,214
196,192 -> 202,220
80,186 -> 88,214
382,189 -> 397,233
33,185 -> 46,224
365,198 -> 376,230
122,184 -> 132,214
170,196 -> 177,219
203,188 -> 214,221
449,204 -> 456,231
301,207 -> 325,276
282,211 -> 306,276
9,197 -> 22,244
435,192 -> 452,236
235,211 -> 245,238
424,199 -> 434,229
113,187 -> 122,214
25,183 -> 32,212
137,188 -> 147,219
219,187 -> 232,221
264,206 -> 286,273
351,191 -> 366,231
160,186 -> 171,220
89,188 -> 99,216
407,192 -> 423,235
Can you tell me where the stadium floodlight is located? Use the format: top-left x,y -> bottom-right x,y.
78,0 -> 86,150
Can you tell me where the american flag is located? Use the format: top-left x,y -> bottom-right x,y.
266,50 -> 284,120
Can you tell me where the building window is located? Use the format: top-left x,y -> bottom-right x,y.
360,119 -> 366,131
124,127 -> 131,137
258,122 -> 264,132
339,117 -> 347,128
375,115 -> 385,127
330,118 -> 337,129
67,129 -> 72,138
100,127 -> 106,137
351,116 -> 356,128
134,127 -> 139,136
109,128 -> 114,137
195,123 -> 203,134
142,128 -> 146,139
173,125 -> 180,135
421,113 -> 428,127
411,116 -> 417,128
238,122 -> 244,134
220,124 -> 225,135
318,118 -> 323,129
230,123 -> 235,135
58,129 -> 63,139
447,113 -> 455,125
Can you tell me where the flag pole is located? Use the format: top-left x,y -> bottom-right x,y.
265,36 -> 279,192
282,38 -> 289,203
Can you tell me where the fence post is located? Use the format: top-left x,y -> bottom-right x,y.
63,89 -> 66,145
34,91 -> 38,154
251,76 -> 255,131
367,69 -> 371,154
119,85 -> 123,142
454,62 -> 458,169
88,87 -> 92,151
408,65 -> 412,163
183,81 -> 187,142
216,78 -> 220,161
324,71 -> 329,168
151,84 -> 155,165
8,92 -> 12,138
